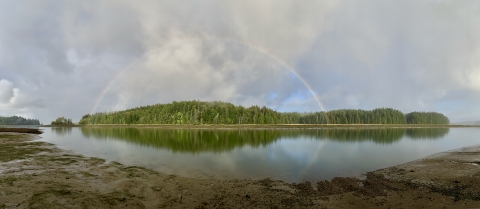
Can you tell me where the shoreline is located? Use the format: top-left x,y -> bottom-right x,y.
39,124 -> 480,129
0,128 -> 43,134
1,132 -> 480,208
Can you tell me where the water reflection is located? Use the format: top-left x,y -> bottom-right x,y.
51,127 -> 73,136
77,127 -> 449,153
80,128 -> 280,153
303,128 -> 406,144
42,127 -> 471,183
406,128 -> 450,139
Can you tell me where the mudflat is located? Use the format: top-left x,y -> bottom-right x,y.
0,128 -> 42,134
1,130 -> 480,208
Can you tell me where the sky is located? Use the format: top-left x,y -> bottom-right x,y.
1,0 -> 479,124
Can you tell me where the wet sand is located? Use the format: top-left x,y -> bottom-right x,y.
1,130 -> 480,208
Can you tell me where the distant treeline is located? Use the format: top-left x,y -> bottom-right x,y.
298,109 -> 450,124
0,116 -> 40,125
405,112 -> 450,125
78,100 -> 449,125
298,108 -> 407,124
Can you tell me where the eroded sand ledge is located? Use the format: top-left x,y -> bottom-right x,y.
1,131 -> 480,208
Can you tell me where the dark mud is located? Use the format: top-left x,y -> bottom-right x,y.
0,128 -> 42,134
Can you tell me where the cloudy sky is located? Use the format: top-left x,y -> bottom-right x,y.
1,0 -> 479,124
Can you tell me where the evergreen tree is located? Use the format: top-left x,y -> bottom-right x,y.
405,112 -> 449,124
0,116 -> 40,125
51,117 -> 74,125
77,100 -> 449,125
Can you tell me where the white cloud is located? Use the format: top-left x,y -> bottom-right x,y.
0,79 -> 15,103
0,79 -> 44,109
101,38 -> 301,112
299,1 -> 480,114
466,68 -> 480,90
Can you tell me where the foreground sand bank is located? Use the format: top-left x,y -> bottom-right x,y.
1,130 -> 480,208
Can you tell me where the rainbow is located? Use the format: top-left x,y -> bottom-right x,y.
298,139 -> 327,181
89,36 -> 327,117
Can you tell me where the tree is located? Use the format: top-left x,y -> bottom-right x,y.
51,117 -> 74,125
0,116 -> 40,125
77,100 -> 449,125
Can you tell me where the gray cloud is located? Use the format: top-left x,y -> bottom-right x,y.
1,0 -> 479,123
0,79 -> 44,118
0,79 -> 14,103
297,0 -> 480,121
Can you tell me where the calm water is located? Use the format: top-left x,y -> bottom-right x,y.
37,127 -> 480,183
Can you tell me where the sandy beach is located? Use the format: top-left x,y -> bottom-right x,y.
1,129 -> 480,208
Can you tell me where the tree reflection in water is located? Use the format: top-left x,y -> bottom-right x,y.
77,127 -> 450,153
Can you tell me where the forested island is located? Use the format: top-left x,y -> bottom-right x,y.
78,100 -> 449,125
50,117 -> 74,125
0,116 -> 40,125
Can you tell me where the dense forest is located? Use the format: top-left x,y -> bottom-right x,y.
78,100 -> 450,125
0,116 -> 40,125
298,108 -> 407,124
405,112 -> 450,124
79,101 -> 286,125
